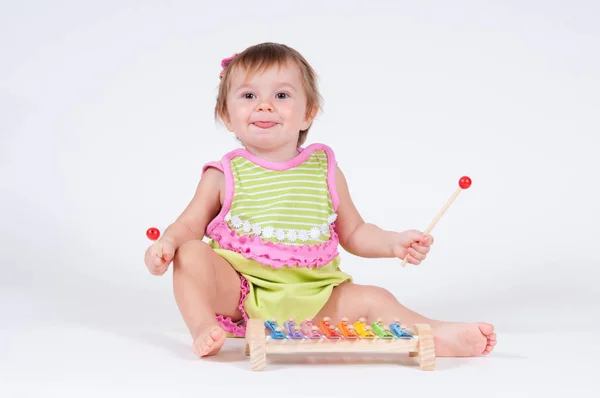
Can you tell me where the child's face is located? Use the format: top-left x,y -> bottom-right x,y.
223,62 -> 314,151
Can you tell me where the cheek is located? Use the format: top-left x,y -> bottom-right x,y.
230,103 -> 252,123
281,102 -> 306,121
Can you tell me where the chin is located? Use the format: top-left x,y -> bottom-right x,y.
239,134 -> 272,146
238,129 -> 298,149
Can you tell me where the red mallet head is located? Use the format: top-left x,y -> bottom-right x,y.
146,227 -> 161,241
459,176 -> 472,189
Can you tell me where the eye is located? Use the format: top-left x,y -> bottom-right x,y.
276,92 -> 289,99
242,92 -> 256,99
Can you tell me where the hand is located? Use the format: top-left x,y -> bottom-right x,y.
392,230 -> 434,265
144,239 -> 176,276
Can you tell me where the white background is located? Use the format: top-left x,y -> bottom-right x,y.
1,0 -> 599,396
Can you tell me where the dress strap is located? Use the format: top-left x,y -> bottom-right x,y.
202,160 -> 223,174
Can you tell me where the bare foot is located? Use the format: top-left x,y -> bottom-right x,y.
192,325 -> 226,358
432,322 -> 497,357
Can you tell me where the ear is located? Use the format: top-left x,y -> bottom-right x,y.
301,104 -> 319,130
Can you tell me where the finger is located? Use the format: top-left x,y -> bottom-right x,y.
150,266 -> 161,275
153,255 -> 165,267
411,244 -> 430,255
416,235 -> 431,246
154,242 -> 163,258
163,244 -> 175,263
408,247 -> 426,261
409,230 -> 425,243
152,265 -> 167,276
405,254 -> 421,265
423,234 -> 434,245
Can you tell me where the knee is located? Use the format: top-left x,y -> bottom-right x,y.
173,240 -> 213,270
361,285 -> 398,307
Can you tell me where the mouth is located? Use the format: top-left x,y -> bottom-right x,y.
252,121 -> 278,129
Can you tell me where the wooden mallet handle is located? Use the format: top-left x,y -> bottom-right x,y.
402,176 -> 472,267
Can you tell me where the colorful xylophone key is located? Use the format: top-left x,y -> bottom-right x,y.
300,318 -> 324,339
318,317 -> 343,339
370,318 -> 395,339
390,319 -> 414,339
353,317 -> 377,339
283,318 -> 306,339
337,317 -> 359,339
264,318 -> 287,339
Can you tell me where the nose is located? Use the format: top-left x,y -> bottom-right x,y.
256,100 -> 274,112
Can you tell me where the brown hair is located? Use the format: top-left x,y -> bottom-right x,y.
214,42 -> 322,146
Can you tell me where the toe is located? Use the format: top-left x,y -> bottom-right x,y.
191,326 -> 227,358
478,323 -> 495,336
210,328 -> 225,341
193,343 -> 206,357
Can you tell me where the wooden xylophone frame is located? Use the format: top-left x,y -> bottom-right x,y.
244,318 -> 436,371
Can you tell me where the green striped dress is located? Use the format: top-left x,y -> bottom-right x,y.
204,143 -> 352,337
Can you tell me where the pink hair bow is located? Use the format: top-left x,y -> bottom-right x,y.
219,53 -> 238,79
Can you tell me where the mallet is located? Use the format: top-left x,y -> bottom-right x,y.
402,176 -> 472,267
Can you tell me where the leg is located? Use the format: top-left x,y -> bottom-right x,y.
173,240 -> 243,357
314,282 -> 497,357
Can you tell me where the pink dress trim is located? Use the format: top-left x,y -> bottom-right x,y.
215,274 -> 250,337
202,143 -> 340,268
202,161 -> 223,174
208,222 -> 340,268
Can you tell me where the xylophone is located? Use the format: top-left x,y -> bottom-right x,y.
244,316 -> 435,371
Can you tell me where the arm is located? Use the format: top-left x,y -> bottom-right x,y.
160,167 -> 224,249
334,166 -> 398,258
